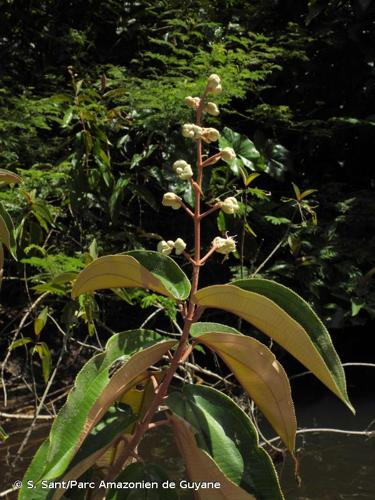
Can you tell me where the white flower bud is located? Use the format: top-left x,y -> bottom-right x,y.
201,127 -> 220,143
182,123 -> 203,140
207,74 -> 221,91
207,128 -> 220,142
220,147 -> 236,162
157,240 -> 174,255
184,96 -> 200,109
172,160 -> 193,180
162,192 -> 182,210
174,238 -> 187,255
221,197 -> 240,215
212,235 -> 237,255
205,102 -> 220,116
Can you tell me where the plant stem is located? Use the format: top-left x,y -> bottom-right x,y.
105,89 -> 208,483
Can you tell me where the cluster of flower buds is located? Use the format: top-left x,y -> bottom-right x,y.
184,96 -> 200,110
157,237 -> 187,256
182,123 -> 203,140
220,147 -> 236,162
181,124 -> 220,144
212,235 -> 237,255
220,196 -> 240,215
162,192 -> 182,210
206,74 -> 222,94
172,160 -> 193,180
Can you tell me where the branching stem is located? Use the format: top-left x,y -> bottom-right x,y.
104,87 -> 210,483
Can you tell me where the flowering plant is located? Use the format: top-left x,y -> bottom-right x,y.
21,75 -> 353,500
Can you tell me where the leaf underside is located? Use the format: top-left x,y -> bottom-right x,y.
190,322 -> 296,452
194,280 -> 353,413
71,251 -> 190,300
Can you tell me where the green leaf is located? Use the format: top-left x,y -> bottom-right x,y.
194,280 -> 354,413
264,216 -> 291,226
61,108 -> 74,128
52,405 -> 136,500
190,323 -> 296,452
299,188 -> 317,200
0,202 -> 17,258
167,385 -> 284,499
351,301 -> 363,317
220,127 -> 261,162
107,463 -> 178,499
89,238 -> 98,260
21,330 -> 176,488
292,182 -> 301,200
0,425 -> 9,442
9,337 -> 33,350
241,171 -> 261,187
109,178 -> 129,222
34,307 -> 49,337
72,251 -> 191,301
33,342 -> 52,383
19,441 -> 50,500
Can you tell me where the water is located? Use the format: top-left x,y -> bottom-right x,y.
1,394 -> 374,499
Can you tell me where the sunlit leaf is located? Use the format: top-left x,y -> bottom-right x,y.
9,337 -> 33,350
34,307 -> 49,337
72,251 -> 191,301
20,330 -> 176,489
194,280 -> 354,413
190,322 -> 296,452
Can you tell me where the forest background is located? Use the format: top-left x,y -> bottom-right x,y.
1,0 -> 375,489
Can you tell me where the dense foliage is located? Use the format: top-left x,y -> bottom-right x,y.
1,0 -> 375,461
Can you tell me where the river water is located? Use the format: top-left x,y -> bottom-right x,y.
1,391 -> 374,499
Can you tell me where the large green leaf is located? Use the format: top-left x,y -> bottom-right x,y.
167,385 -> 284,500
219,127 -> 264,176
194,280 -> 354,413
24,404 -> 136,500
107,463 -> 178,499
71,251 -> 190,300
190,322 -> 296,452
20,330 -> 176,496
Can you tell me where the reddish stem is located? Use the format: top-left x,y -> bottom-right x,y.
200,203 -> 221,220
104,87 -> 209,483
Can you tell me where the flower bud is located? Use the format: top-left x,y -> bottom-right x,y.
207,74 -> 221,93
162,192 -> 182,210
212,235 -> 237,255
184,96 -> 200,109
207,128 -> 220,142
220,147 -> 236,162
221,197 -> 240,215
172,160 -> 193,180
157,240 -> 174,255
205,102 -> 220,116
201,127 -> 220,143
182,123 -> 203,140
174,238 -> 187,255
